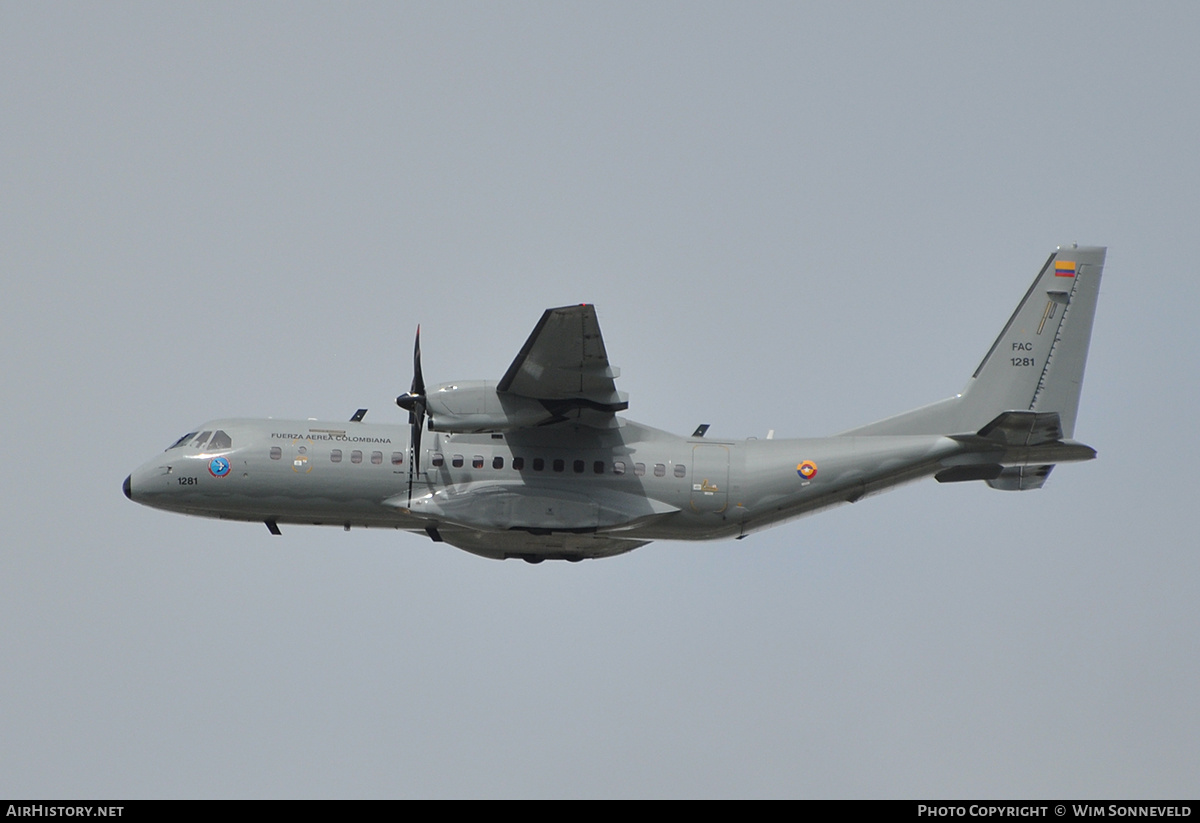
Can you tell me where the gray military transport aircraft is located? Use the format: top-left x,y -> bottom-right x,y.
125,245 -> 1106,562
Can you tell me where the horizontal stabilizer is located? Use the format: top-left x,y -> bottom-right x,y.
938,410 -> 1094,490
950,410 -> 1096,466
986,464 -> 1054,491
976,410 -> 1063,447
935,465 -> 1004,484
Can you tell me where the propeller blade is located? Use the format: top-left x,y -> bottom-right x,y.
398,324 -> 428,506
397,325 -> 426,424
411,398 -> 425,462
411,325 -> 424,396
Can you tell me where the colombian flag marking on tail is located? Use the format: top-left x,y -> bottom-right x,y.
1055,260 -> 1076,278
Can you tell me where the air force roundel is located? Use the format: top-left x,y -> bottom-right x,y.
797,460 -> 817,480
208,456 -> 231,477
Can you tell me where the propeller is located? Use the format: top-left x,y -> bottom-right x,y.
396,326 -> 427,503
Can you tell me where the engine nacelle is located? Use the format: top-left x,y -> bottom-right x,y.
425,381 -> 554,433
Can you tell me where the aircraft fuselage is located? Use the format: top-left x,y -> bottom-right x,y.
125,416 -> 966,558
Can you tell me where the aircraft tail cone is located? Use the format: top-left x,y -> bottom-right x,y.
123,475 -> 132,500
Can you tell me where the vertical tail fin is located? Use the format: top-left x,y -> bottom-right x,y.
843,245 -> 1106,437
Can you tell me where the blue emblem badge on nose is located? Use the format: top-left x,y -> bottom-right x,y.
209,457 -> 231,477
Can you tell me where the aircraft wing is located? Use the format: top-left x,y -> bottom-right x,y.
497,305 -> 629,418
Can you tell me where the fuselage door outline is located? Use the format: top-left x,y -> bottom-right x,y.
690,444 -> 730,514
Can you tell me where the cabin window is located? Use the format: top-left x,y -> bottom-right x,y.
674,464 -> 686,478
593,461 -> 605,474
452,455 -> 464,468
493,456 -> 504,469
351,450 -> 363,464
613,461 -> 626,475
634,463 -> 646,477
573,459 -> 585,474
371,451 -> 383,465
553,459 -> 565,473
391,452 -> 404,465
331,449 -> 342,463
512,457 -> 525,470
472,455 -> 484,469
270,447 -> 282,460
654,463 -> 666,477
431,453 -> 444,467
208,430 -> 232,450
533,458 -> 544,471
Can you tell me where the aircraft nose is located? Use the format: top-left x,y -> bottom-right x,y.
123,474 -> 132,500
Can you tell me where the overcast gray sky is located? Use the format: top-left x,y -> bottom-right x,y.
2,1 -> 1197,798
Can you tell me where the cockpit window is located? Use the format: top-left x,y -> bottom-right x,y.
167,432 -> 198,450
166,429 -> 233,451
